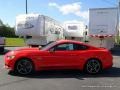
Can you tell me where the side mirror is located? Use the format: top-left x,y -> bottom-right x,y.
49,48 -> 55,53
39,46 -> 42,49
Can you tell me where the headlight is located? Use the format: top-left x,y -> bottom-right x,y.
7,55 -> 15,60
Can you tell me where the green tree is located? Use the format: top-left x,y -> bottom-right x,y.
0,19 -> 4,26
0,19 -> 17,37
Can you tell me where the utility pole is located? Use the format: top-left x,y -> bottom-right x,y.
24,0 -> 28,45
117,0 -> 120,43
26,0 -> 28,14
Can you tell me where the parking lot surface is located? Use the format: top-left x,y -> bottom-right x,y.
0,47 -> 120,90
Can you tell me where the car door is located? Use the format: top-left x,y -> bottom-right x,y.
71,43 -> 90,68
39,43 -> 79,69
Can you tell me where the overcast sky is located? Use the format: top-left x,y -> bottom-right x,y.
0,0 -> 118,27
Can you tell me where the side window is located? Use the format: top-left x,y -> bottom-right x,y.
54,43 -> 74,51
73,44 -> 89,50
69,44 -> 74,50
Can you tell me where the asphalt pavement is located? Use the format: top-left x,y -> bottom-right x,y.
0,47 -> 120,90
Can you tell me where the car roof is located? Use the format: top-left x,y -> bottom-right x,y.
56,39 -> 83,44
55,39 -> 99,49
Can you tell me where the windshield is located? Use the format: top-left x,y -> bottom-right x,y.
41,41 -> 58,51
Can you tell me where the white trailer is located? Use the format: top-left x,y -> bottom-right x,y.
89,8 -> 118,49
15,14 -> 64,46
63,22 -> 88,42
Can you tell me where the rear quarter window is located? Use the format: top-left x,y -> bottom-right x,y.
73,44 -> 89,50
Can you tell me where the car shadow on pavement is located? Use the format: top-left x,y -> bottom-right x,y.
8,67 -> 120,80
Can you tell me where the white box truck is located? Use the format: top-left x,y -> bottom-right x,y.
89,8 -> 118,49
15,14 -> 64,46
63,22 -> 88,42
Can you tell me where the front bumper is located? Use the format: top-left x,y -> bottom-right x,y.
4,65 -> 12,70
4,56 -> 15,71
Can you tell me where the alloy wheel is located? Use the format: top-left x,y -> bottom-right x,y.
85,59 -> 101,74
15,59 -> 33,75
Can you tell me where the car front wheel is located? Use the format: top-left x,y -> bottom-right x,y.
15,58 -> 34,75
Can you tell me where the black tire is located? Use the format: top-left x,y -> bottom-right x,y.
14,58 -> 34,75
84,59 -> 102,74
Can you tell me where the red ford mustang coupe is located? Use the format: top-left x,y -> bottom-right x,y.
4,40 -> 113,75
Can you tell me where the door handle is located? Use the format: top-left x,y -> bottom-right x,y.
70,54 -> 77,56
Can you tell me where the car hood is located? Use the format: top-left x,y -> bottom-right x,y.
14,47 -> 40,51
5,47 -> 41,56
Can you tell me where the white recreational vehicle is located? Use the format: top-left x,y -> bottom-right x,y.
15,14 -> 64,46
63,22 -> 88,42
89,8 -> 118,49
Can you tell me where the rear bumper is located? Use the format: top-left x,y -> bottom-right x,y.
104,63 -> 113,69
103,59 -> 113,70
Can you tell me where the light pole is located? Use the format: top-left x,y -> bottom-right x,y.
26,0 -> 28,14
117,0 -> 120,43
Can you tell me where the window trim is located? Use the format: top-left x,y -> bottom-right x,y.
49,42 -> 89,51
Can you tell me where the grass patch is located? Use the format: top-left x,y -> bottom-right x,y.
115,36 -> 120,45
5,38 -> 25,46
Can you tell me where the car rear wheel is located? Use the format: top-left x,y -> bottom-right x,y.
15,59 -> 34,75
84,59 -> 102,74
